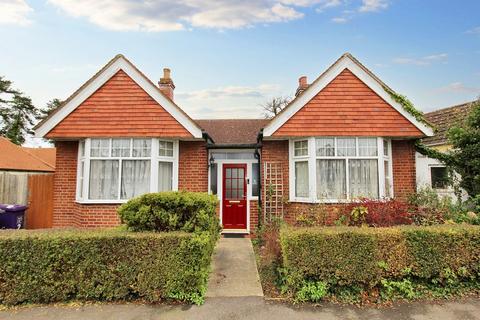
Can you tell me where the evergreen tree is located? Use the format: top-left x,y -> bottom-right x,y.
37,98 -> 62,121
0,76 -> 39,145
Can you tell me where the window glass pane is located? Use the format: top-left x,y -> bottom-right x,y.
89,160 -> 119,199
348,159 -> 378,199
316,159 -> 346,200
158,162 -> 173,192
295,161 -> 309,198
383,139 -> 389,156
358,138 -> 378,156
120,160 -> 150,199
316,138 -> 335,156
431,167 -> 449,189
294,140 -> 308,157
79,140 -> 85,157
112,139 -> 131,157
90,139 -> 110,157
159,141 -> 174,157
133,139 -> 151,157
79,161 -> 84,198
209,163 -> 218,195
337,138 -> 356,157
384,160 -> 391,198
252,163 -> 259,197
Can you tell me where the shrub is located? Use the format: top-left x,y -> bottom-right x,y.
280,225 -> 480,302
0,228 -> 217,305
338,199 -> 412,227
118,191 -> 220,234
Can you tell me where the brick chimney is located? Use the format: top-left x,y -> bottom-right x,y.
158,68 -> 175,100
295,76 -> 308,97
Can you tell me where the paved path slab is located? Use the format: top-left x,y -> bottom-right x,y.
206,237 -> 263,297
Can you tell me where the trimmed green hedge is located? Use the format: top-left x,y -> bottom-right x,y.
280,225 -> 480,302
0,228 -> 216,305
118,191 -> 220,234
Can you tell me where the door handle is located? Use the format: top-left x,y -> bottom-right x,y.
229,200 -> 240,204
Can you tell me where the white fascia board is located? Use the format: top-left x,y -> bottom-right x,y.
35,57 -> 203,139
263,56 -> 434,137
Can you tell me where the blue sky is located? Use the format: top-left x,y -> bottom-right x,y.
1,0 -> 479,123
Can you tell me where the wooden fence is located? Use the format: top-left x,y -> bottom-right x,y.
0,171 -> 54,229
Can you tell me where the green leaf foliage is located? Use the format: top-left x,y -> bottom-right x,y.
117,191 -> 220,234
280,225 -> 480,302
0,228 -> 217,305
383,86 -> 431,127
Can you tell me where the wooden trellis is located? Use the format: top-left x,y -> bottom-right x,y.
263,161 -> 284,222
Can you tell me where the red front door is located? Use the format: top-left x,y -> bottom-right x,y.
222,164 -> 247,229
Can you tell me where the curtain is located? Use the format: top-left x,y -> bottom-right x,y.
358,138 -> 378,156
316,159 -> 346,199
133,139 -> 151,157
295,161 -> 309,197
89,160 -> 119,199
158,162 -> 173,192
121,160 -> 151,199
349,159 -> 378,199
112,139 -> 131,157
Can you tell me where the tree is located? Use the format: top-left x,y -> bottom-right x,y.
446,98 -> 480,198
37,98 -> 62,121
0,76 -> 39,145
261,96 -> 291,119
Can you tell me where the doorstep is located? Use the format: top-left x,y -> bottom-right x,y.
221,229 -> 249,234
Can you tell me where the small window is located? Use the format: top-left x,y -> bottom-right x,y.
90,139 -> 110,157
431,167 -> 449,189
158,161 -> 173,191
294,140 -> 308,157
337,138 -> 356,157
112,139 -> 131,157
383,139 -> 389,156
132,139 -> 151,157
295,161 -> 309,197
159,141 -> 174,157
358,138 -> 378,156
252,163 -> 259,197
210,163 -> 218,195
316,138 -> 335,156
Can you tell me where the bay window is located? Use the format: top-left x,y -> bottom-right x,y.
76,138 -> 178,203
290,137 -> 393,202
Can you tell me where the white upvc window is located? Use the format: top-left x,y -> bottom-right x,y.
76,138 -> 178,203
289,137 -> 393,203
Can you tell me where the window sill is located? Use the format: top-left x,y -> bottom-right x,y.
75,199 -> 128,205
288,198 -> 390,204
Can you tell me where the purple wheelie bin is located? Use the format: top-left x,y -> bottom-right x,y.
0,204 -> 27,229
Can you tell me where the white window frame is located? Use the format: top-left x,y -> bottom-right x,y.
289,137 -> 393,203
76,138 -> 179,204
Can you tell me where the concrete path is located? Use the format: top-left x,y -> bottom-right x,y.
1,297 -> 480,320
206,237 -> 263,297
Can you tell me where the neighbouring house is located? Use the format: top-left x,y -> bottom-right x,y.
34,53 -> 433,232
416,101 -> 474,199
0,137 -> 56,228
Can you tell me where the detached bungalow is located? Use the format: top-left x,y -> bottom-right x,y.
35,53 -> 433,232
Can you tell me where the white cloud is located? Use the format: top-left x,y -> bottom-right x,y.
393,53 -> 448,66
331,16 -> 348,23
358,0 -> 388,12
48,0 -> 315,31
466,26 -> 480,35
0,0 -> 33,26
438,82 -> 480,94
177,84 -> 280,100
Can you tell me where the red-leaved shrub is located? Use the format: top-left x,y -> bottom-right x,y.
341,199 -> 412,227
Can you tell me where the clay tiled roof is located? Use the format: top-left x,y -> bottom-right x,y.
0,138 -> 55,172
195,119 -> 268,145
423,101 -> 475,146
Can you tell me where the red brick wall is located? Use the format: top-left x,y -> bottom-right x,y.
53,140 -> 208,228
392,139 -> 416,200
178,141 -> 208,192
52,141 -> 78,227
250,200 -> 259,232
